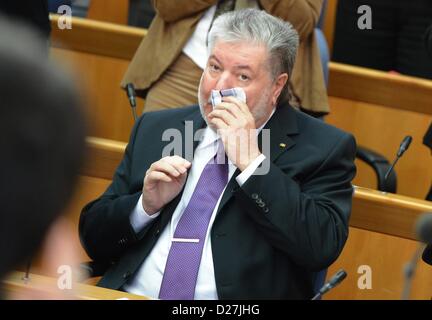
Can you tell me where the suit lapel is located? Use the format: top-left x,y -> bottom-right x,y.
264,105 -> 299,163
216,169 -> 241,216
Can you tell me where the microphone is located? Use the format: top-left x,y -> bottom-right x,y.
384,136 -> 413,181
311,269 -> 347,300
22,259 -> 32,283
401,213 -> 432,299
126,83 -> 138,121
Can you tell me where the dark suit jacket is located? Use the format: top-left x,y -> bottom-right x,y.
79,104 -> 356,299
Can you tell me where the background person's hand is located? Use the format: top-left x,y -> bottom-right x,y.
142,156 -> 191,215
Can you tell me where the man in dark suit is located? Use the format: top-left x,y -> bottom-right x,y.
80,9 -> 356,300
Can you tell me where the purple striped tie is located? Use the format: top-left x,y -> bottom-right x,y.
158,141 -> 228,300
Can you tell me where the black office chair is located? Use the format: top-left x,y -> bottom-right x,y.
423,122 -> 432,201
356,146 -> 397,193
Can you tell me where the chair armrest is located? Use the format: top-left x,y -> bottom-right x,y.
356,146 -> 397,193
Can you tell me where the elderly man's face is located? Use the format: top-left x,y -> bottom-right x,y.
198,40 -> 287,128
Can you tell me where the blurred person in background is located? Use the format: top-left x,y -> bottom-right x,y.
0,16 -> 86,298
122,0 -> 329,118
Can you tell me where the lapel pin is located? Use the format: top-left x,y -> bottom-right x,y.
279,143 -> 286,148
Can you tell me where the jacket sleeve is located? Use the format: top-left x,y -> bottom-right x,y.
260,0 -> 323,41
152,0 -> 217,23
234,133 -> 356,271
79,115 -> 155,262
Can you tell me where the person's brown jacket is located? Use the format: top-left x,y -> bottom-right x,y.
121,0 -> 329,114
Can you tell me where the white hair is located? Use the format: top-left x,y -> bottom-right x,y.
208,8 -> 299,93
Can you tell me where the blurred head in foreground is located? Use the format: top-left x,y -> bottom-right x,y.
0,16 -> 86,285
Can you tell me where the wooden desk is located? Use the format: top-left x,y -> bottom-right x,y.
3,272 -> 149,300
328,62 -> 432,115
352,186 -> 432,240
82,137 -> 126,179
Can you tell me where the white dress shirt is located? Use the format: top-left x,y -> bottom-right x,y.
124,112 -> 274,299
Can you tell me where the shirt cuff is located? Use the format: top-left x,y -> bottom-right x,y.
130,194 -> 161,233
235,154 -> 266,187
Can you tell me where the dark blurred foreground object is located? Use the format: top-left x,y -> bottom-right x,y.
0,0 -> 51,39
423,244 -> 432,265
333,0 -> 432,80
0,16 -> 86,283
426,24 -> 432,58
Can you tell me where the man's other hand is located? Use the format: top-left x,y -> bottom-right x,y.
142,156 -> 191,215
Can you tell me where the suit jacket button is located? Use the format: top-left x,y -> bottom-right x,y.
251,193 -> 259,200
258,202 -> 266,208
263,207 -> 269,213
